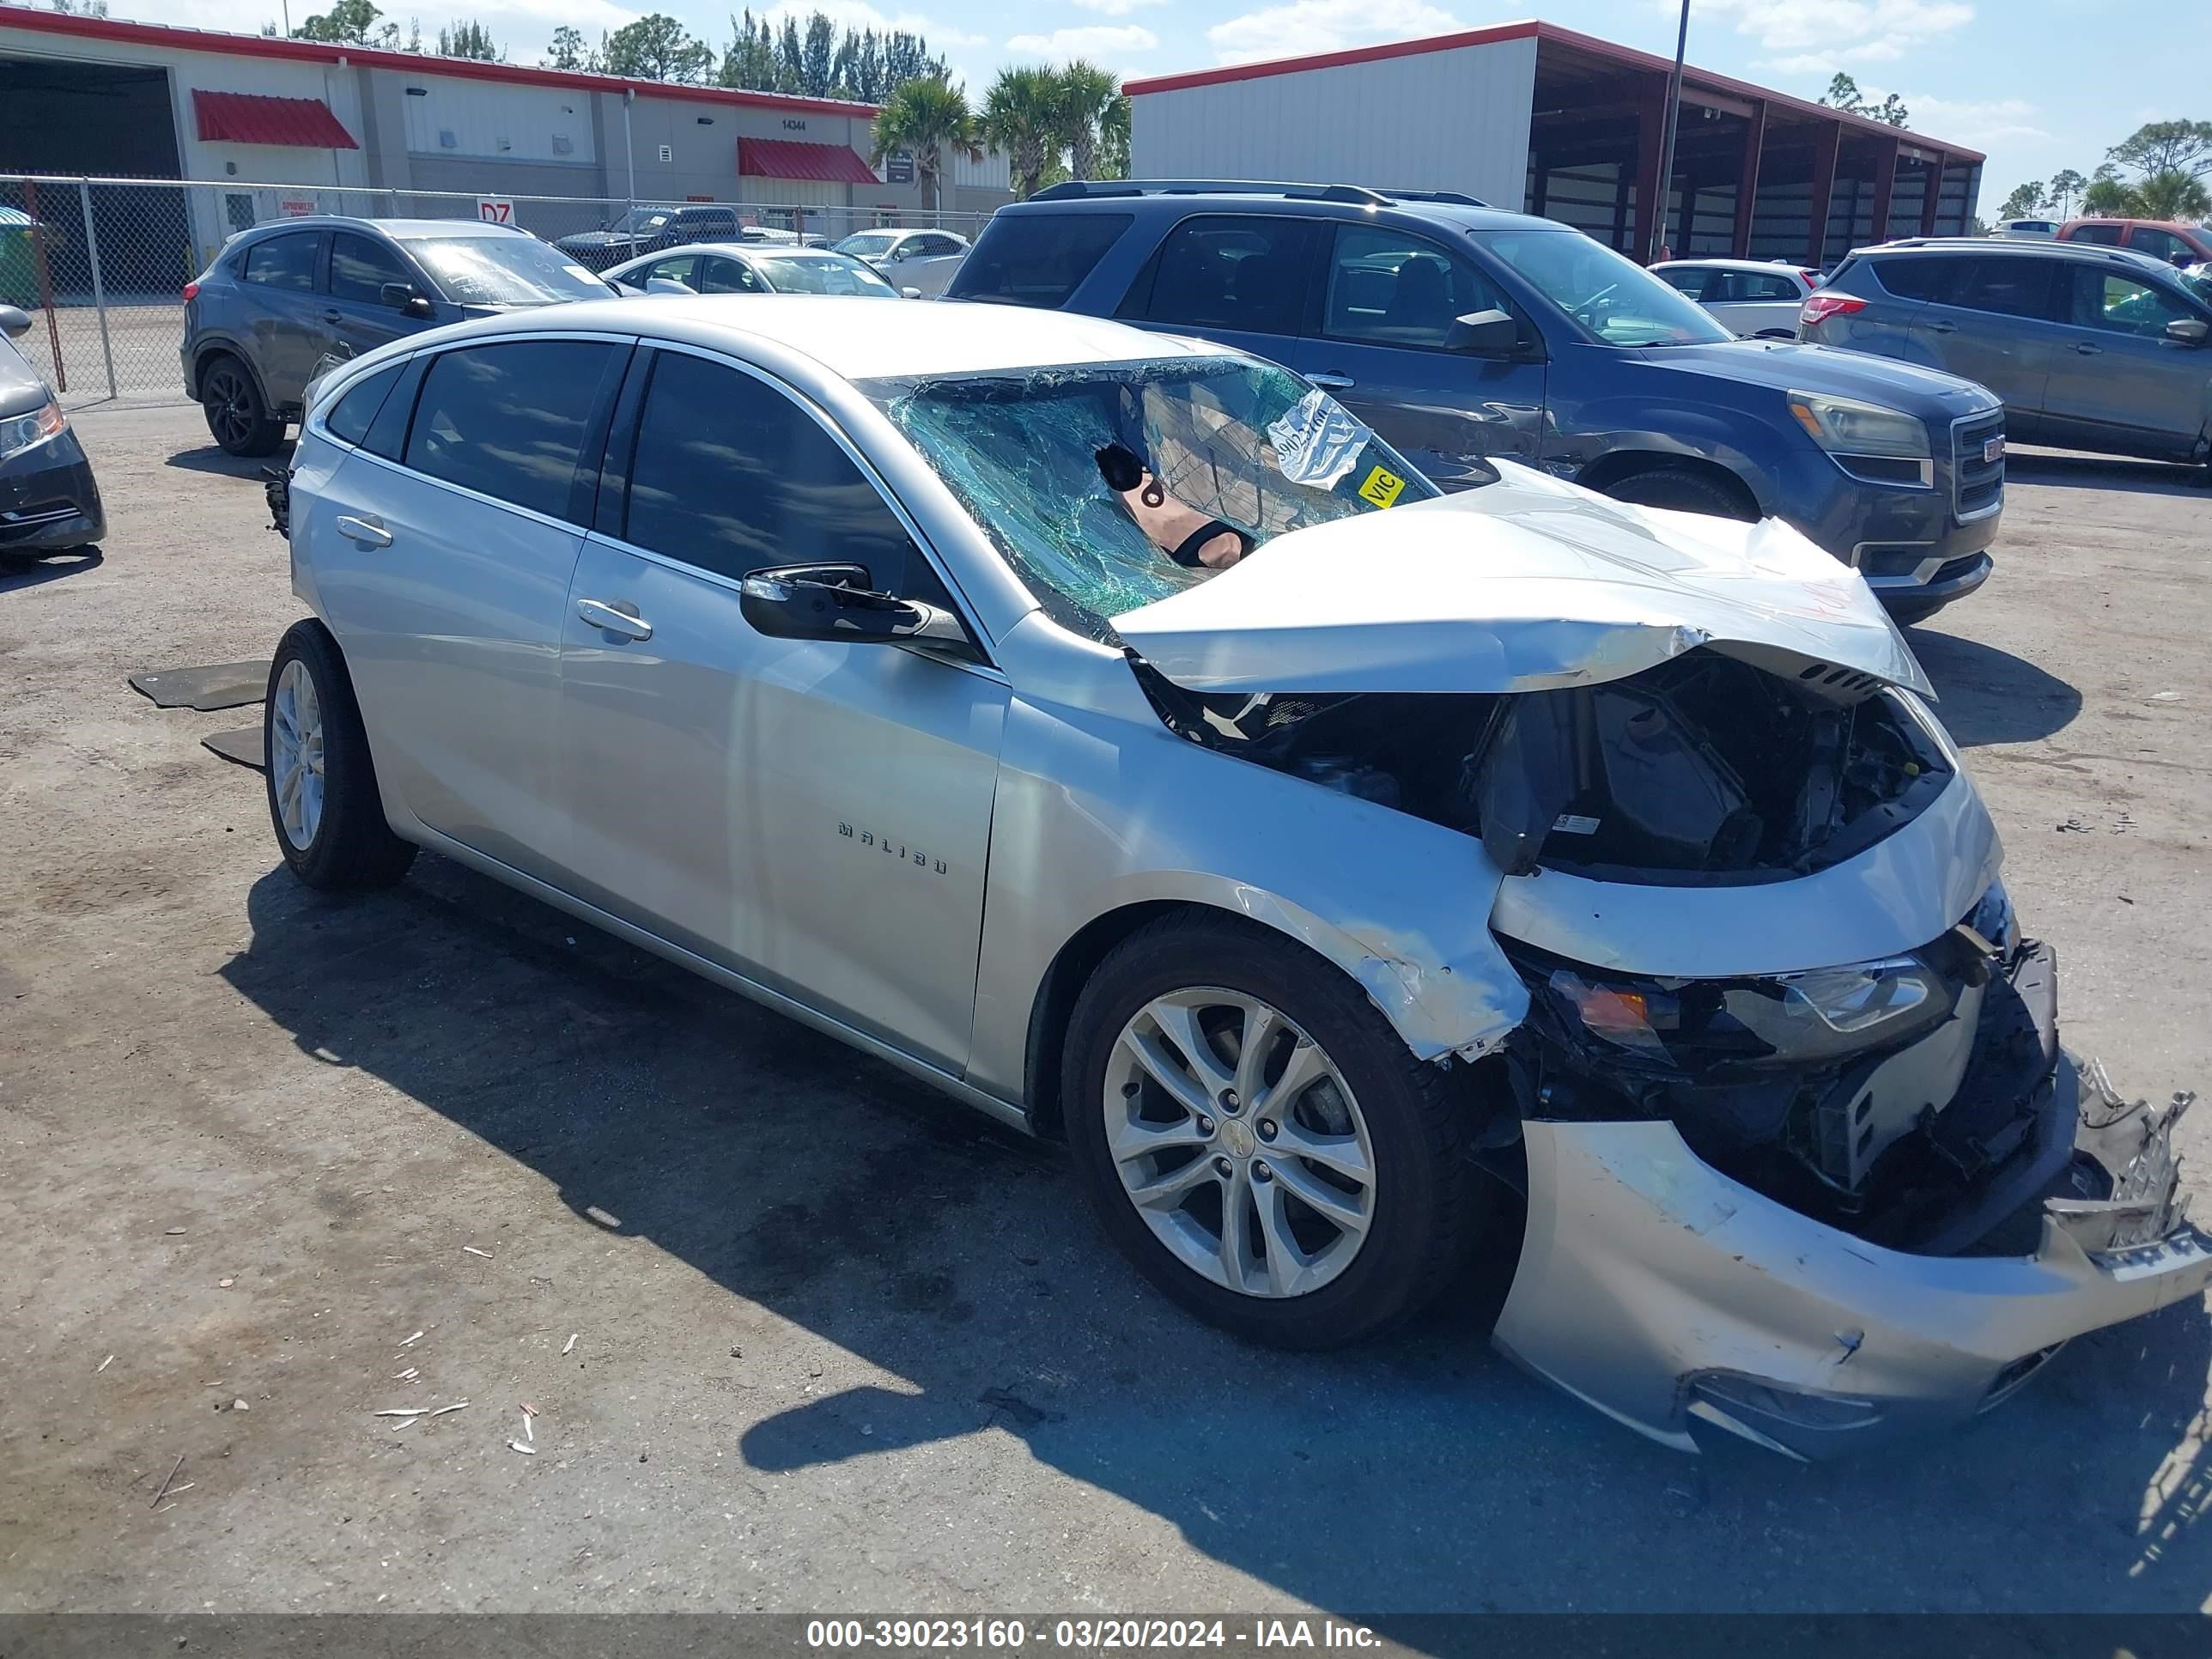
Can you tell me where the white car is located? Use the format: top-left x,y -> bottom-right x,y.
601,242 -> 910,300
1990,219 -> 2061,240
833,228 -> 970,298
1651,258 -> 1822,338
260,295 -> 2208,1460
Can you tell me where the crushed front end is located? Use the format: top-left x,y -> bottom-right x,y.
1467,660 -> 2211,1458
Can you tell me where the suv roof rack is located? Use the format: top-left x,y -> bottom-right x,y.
1379,188 -> 1488,207
1858,235 -> 2172,267
1029,179 -> 1401,206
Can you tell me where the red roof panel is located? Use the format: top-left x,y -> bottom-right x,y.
738,137 -> 878,185
192,88 -> 358,149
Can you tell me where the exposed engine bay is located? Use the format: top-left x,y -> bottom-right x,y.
1130,646 -> 2143,1250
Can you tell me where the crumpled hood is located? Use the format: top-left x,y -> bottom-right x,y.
1110,459 -> 1934,699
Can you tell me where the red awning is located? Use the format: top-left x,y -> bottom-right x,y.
192,89 -> 359,149
737,137 -> 878,185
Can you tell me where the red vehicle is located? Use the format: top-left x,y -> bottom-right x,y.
2057,218 -> 2212,267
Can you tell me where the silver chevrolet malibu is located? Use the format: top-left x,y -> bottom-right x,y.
263,295 -> 2209,1459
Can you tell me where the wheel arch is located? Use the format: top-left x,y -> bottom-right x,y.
190,338 -> 267,405
1577,448 -> 1764,520
1020,884 -> 1528,1140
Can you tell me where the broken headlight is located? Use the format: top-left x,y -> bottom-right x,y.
1543,951 -> 1956,1072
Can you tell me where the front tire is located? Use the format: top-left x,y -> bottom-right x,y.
200,354 -> 284,458
1064,914 -> 1484,1349
1601,465 -> 1758,520
264,621 -> 416,890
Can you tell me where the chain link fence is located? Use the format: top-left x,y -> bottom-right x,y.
0,174 -> 993,409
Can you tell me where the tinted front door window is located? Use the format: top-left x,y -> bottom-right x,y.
623,349 -> 943,603
328,233 -> 416,304
405,340 -> 621,520
1321,225 -> 1515,349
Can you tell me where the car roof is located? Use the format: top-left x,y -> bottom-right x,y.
1859,236 -> 2177,270
432,293 -> 1231,380
1654,258 -> 1809,272
234,216 -> 523,240
998,182 -> 1560,236
2063,216 -> 2205,233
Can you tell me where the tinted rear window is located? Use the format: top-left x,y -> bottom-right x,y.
404,340 -> 620,520
324,362 -> 404,446
243,233 -> 319,291
2068,223 -> 2125,245
1870,254 -> 1972,301
947,212 -> 1132,307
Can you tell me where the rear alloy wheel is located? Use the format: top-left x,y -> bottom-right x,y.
201,356 -> 284,458
1601,466 -> 1757,520
1066,915 -> 1483,1348
264,620 -> 416,890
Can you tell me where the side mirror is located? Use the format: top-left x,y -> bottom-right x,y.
901,286 -> 922,300
645,276 -> 696,296
740,563 -> 977,659
0,304 -> 30,339
2166,317 -> 2209,346
381,282 -> 434,319
1445,308 -> 1523,356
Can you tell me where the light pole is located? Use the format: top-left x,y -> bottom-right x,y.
1650,0 -> 1689,264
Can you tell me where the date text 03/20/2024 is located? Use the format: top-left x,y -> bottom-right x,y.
805,1620 -> 1383,1650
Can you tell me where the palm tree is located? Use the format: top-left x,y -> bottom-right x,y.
870,77 -> 981,215
982,66 -> 1063,200
1056,61 -> 1122,183
1098,88 -> 1130,181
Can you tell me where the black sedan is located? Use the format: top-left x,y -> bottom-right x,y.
0,305 -> 103,556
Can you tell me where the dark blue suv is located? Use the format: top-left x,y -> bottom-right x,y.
948,182 -> 2006,623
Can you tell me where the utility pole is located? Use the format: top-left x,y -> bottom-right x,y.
1650,0 -> 1689,264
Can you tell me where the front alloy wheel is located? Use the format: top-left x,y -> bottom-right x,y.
1104,990 -> 1376,1299
1065,914 -> 1488,1349
269,658 -> 325,851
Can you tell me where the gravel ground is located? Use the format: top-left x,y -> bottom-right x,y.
3,404 -> 2211,1618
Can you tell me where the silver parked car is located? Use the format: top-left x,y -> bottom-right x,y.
602,241 -> 910,300
1651,258 -> 1822,338
833,228 -> 969,297
262,296 -> 2207,1458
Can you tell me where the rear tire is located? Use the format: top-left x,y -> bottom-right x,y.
1063,913 -> 1488,1349
201,354 -> 284,458
1601,465 -> 1758,520
264,620 -> 416,891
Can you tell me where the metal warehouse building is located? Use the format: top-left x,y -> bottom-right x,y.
0,3 -> 1009,270
1126,20 -> 1984,266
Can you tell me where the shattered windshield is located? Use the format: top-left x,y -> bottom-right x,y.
864,357 -> 1443,638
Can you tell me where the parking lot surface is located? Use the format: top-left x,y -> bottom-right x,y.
4,404 -> 2212,1616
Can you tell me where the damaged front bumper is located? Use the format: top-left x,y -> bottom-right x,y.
1493,988 -> 2210,1460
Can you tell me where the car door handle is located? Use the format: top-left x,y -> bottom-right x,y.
576,597 -> 653,641
2075,342 -> 2103,356
1308,373 -> 1356,389
320,308 -> 343,324
333,514 -> 391,549
1924,320 -> 1956,334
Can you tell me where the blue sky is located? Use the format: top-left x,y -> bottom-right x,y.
123,0 -> 2204,214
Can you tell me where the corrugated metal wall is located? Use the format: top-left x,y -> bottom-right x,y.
399,76 -> 595,166
1130,36 -> 1537,205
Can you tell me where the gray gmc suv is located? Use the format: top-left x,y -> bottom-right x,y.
1799,237 -> 2212,471
949,182 -> 2008,623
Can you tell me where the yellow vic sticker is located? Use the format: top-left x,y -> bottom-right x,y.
1358,465 -> 1406,508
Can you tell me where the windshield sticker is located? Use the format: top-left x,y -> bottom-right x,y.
1357,465 -> 1407,508
563,264 -> 600,283
1266,387 -> 1372,489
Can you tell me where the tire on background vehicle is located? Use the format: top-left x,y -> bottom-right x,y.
264,619 -> 416,891
1063,911 -> 1485,1349
200,353 -> 285,459
1601,465 -> 1758,520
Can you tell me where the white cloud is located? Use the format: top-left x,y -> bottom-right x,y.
1893,93 -> 2046,147
1004,22 -> 1157,57
760,0 -> 987,50
1689,0 -> 1973,71
1071,0 -> 1166,14
1206,0 -> 1461,65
